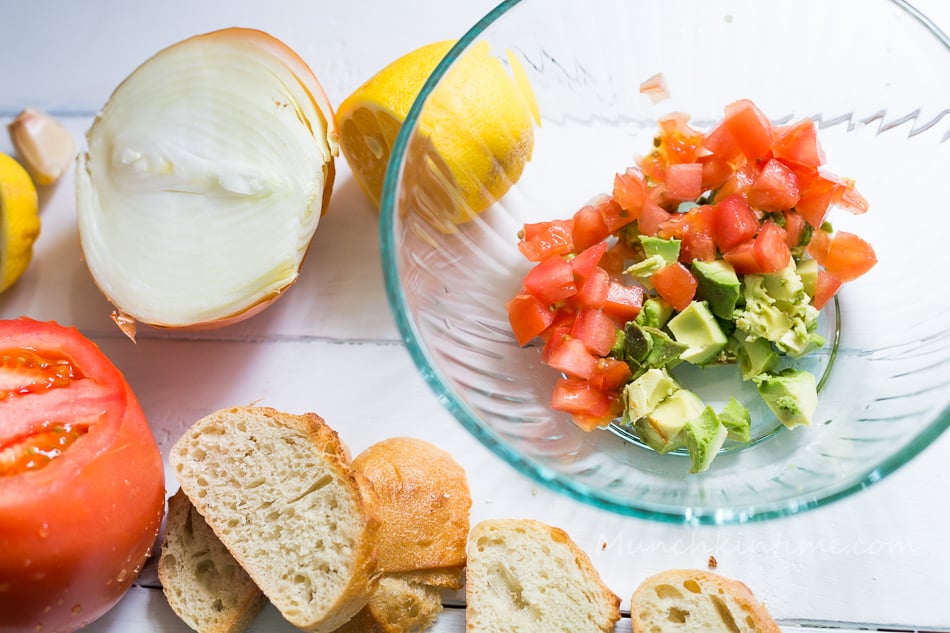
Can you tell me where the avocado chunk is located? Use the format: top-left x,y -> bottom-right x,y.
718,397 -> 752,442
755,368 -> 818,428
640,236 -> 681,265
691,259 -> 741,320
683,406 -> 729,473
622,322 -> 686,370
635,297 -> 674,329
636,388 -> 705,453
797,257 -> 819,299
666,301 -> 728,365
734,334 -> 779,381
623,367 -> 680,423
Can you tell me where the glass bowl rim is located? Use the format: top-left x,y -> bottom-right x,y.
378,0 -> 950,525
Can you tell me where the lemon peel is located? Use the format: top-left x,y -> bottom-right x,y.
337,40 -> 538,229
0,152 -> 41,293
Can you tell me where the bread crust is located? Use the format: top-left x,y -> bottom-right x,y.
170,406 -> 381,633
630,569 -> 780,633
351,437 -> 471,575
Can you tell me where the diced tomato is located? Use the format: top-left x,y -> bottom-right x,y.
572,266 -> 610,308
570,307 -> 618,356
723,239 -> 760,274
811,231 -> 877,281
838,183 -> 870,215
713,194 -> 759,252
813,270 -> 843,310
506,294 -> 555,346
539,305 -> 575,343
639,72 -> 669,103
753,220 -> 792,273
679,205 -> 717,263
602,281 -> 644,322
723,99 -> 773,161
700,155 -> 735,191
795,183 -> 836,229
546,337 -> 598,380
523,256 -> 577,305
572,202 -> 612,252
771,119 -> 825,169
782,209 -> 807,248
588,358 -> 633,392
747,158 -> 801,212
569,396 -> 625,431
612,168 -> 649,218
638,151 -> 666,185
657,112 -> 705,165
596,193 -> 637,233
807,227 -> 832,262
712,160 -> 761,203
518,219 -> 575,262
664,163 -> 704,202
651,262 -> 697,312
550,377 -> 612,424
637,199 -> 673,236
569,242 -> 608,278
702,121 -> 743,165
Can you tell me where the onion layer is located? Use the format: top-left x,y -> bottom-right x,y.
76,28 -> 337,330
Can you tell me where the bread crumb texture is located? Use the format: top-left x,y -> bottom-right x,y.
465,519 -> 620,633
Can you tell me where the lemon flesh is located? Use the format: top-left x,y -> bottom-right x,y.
0,153 -> 41,293
337,40 -> 537,227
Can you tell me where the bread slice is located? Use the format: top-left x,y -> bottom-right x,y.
169,406 -> 381,633
465,518 -> 621,633
630,569 -> 780,633
158,489 -> 266,633
351,436 -> 471,578
334,575 -> 443,633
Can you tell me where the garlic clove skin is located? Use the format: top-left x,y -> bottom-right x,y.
8,108 -> 77,186
75,28 -> 337,330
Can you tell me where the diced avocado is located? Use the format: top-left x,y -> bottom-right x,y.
666,301 -> 728,365
691,259 -> 741,320
718,397 -> 752,442
636,389 -> 705,453
623,321 -> 653,364
797,257 -> 819,299
734,262 -> 821,358
641,326 -> 687,369
755,368 -> 818,429
625,254 -> 667,288
682,406 -> 729,473
640,236 -> 681,265
734,334 -> 779,381
622,367 -> 680,423
635,297 -> 674,329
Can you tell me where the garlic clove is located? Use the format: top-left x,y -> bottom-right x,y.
8,108 -> 77,186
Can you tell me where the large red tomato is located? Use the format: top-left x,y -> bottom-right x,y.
0,318 -> 165,633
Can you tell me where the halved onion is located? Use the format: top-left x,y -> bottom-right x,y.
75,28 -> 338,333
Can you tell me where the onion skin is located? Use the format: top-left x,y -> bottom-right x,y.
76,27 -> 338,333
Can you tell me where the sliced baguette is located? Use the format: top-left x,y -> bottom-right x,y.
169,406 -> 381,633
465,518 -> 620,633
630,569 -> 780,633
158,490 -> 266,633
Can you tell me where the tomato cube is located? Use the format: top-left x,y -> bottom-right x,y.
570,307 -> 618,356
813,270 -> 843,310
713,194 -> 759,252
569,242 -> 608,278
753,220 -> 792,273
771,118 -> 825,169
723,99 -> 774,161
602,281 -> 644,322
506,294 -> 555,346
572,203 -> 612,252
664,163 -> 704,202
747,158 -> 801,212
723,239 -> 760,274
588,358 -> 633,393
546,336 -> 598,380
816,231 -> 877,281
550,377 -> 612,422
518,219 -> 575,262
702,121 -> 742,164
650,262 -> 698,312
522,256 -> 577,305
597,192 -> 637,233
613,167 -> 649,218
637,199 -> 673,236
572,266 -> 610,308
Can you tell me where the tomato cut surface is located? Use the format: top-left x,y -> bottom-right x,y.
664,163 -> 704,202
518,219 -> 574,262
723,99 -> 773,161
569,242 -> 608,278
612,168 -> 648,218
814,231 -> 877,281
637,200 -> 673,236
813,270 -> 843,310
753,220 -> 792,273
772,119 -> 825,169
651,262 -> 698,312
571,202 -> 612,252
747,158 -> 801,212
507,294 -> 555,346
714,194 -> 759,252
523,256 -> 577,305
603,281 -> 644,322
0,318 -> 165,633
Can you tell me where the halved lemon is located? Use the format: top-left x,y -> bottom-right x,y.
0,152 -> 41,293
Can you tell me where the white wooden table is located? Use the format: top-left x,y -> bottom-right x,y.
2,2 -> 949,631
